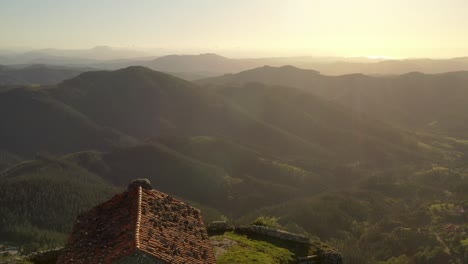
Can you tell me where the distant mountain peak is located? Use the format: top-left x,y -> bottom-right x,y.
24,64 -> 48,69
246,65 -> 320,75
91,45 -> 113,51
144,53 -> 255,75
156,53 -> 225,59
279,65 -> 299,70
402,71 -> 425,76
116,65 -> 154,73
61,66 -> 191,91
199,53 -> 227,58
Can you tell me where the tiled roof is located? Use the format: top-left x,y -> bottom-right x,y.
58,180 -> 216,264
57,189 -> 139,263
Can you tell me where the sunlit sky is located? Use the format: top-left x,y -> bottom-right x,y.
1,0 -> 468,58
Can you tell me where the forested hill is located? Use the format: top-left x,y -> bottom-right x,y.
0,87 -> 137,157
2,66 -> 441,164
200,65 -> 468,138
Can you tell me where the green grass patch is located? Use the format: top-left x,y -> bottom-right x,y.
429,203 -> 454,212
461,239 -> 468,247
215,232 -> 294,264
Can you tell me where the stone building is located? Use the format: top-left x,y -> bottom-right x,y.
57,179 -> 216,264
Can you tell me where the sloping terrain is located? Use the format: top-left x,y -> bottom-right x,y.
0,64 -> 88,85
49,67 -> 321,158
216,82 -> 431,167
200,66 -> 468,138
0,87 -> 137,157
0,156 -> 118,252
48,66 -> 432,166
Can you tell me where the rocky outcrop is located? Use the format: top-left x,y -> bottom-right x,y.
316,250 -> 342,264
207,221 -> 235,235
312,242 -> 343,264
236,225 -> 311,244
27,248 -> 63,264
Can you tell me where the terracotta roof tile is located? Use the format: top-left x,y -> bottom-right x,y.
137,188 -> 216,264
57,181 -> 216,264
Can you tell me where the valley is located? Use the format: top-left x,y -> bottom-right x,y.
0,66 -> 467,263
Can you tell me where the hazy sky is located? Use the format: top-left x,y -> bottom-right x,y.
1,0 -> 468,58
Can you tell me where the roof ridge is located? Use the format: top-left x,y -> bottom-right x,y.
135,186 -> 142,249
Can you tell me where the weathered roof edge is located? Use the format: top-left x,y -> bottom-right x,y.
135,186 -> 142,250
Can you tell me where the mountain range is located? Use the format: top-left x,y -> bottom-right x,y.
200,65 -> 468,138
2,66 -> 434,163
1,66 -> 467,263
4,48 -> 468,80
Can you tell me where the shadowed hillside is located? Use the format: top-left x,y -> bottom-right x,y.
0,87 -> 137,157
200,66 -> 468,138
46,67 -> 436,166
48,66 -> 326,157
0,64 -> 89,85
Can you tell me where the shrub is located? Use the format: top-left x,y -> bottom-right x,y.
251,216 -> 282,229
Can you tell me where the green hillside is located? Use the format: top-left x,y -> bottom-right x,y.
1,66 -> 438,163
0,87 -> 137,157
0,155 -> 118,253
200,66 -> 468,138
217,82 -> 429,167
49,67 -> 436,165
48,67 -> 327,157
156,136 -> 326,189
64,139 -> 328,217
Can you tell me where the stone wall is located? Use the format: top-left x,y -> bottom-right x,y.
27,248 -> 63,264
207,221 -> 343,264
207,221 -> 235,235
235,225 -> 311,244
